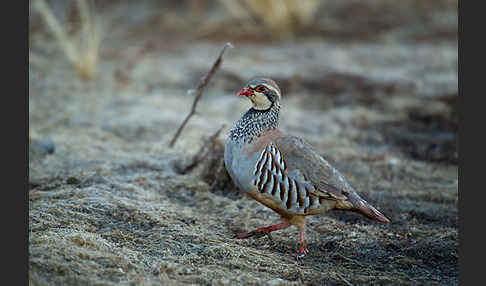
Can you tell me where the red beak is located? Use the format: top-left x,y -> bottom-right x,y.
238,88 -> 254,97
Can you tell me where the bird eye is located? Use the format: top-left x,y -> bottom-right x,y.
256,85 -> 266,92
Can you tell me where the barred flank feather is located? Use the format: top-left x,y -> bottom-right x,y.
253,143 -> 319,213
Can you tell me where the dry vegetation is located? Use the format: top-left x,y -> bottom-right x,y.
33,0 -> 103,80
29,0 -> 457,285
218,0 -> 321,37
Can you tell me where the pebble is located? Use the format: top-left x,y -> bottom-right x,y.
30,139 -> 55,158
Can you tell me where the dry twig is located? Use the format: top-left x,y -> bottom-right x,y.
169,42 -> 233,147
335,253 -> 367,268
174,124 -> 226,174
335,272 -> 354,286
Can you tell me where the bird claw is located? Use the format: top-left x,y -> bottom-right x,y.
295,253 -> 306,260
233,232 -> 248,239
295,246 -> 309,260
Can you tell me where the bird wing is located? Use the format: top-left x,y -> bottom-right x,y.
255,134 -> 390,223
272,135 -> 350,201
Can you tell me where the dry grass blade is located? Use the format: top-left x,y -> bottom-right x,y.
335,272 -> 354,286
33,0 -> 103,80
335,253 -> 367,268
219,0 -> 321,37
169,42 -> 233,148
74,0 -> 103,80
33,0 -> 77,64
217,0 -> 255,22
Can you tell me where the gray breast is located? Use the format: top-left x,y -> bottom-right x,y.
224,139 -> 260,193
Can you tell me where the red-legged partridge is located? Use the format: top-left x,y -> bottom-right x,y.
224,78 -> 390,259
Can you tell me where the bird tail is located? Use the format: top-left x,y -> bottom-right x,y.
343,192 -> 390,224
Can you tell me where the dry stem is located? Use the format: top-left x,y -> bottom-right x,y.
335,272 -> 354,286
169,42 -> 233,147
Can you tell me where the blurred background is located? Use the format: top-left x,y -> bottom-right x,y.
29,0 -> 457,162
29,1 -> 458,285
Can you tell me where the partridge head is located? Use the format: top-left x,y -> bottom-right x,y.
224,78 -> 390,259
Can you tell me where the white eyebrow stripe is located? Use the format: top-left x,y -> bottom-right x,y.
266,86 -> 280,95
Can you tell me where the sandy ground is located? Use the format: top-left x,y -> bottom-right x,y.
29,1 -> 457,285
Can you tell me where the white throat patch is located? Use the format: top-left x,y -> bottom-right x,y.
250,93 -> 272,110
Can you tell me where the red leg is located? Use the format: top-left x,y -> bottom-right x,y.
296,224 -> 309,260
235,221 -> 290,239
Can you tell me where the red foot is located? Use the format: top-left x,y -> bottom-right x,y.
296,225 -> 309,260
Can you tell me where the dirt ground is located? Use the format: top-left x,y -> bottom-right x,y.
29,1 -> 458,285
